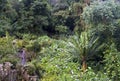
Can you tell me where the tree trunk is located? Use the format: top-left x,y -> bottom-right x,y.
82,56 -> 87,72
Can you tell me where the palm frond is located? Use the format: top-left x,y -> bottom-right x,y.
68,31 -> 104,61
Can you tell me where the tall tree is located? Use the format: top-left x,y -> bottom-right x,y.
12,0 -> 52,35
0,0 -> 18,36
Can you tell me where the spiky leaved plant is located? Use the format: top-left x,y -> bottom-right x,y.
68,31 -> 104,72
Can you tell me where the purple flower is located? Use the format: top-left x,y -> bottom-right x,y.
18,49 -> 26,65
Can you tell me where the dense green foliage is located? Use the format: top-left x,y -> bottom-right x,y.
0,0 -> 120,81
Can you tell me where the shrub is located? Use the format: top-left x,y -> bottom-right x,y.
104,44 -> 120,81
0,33 -> 16,63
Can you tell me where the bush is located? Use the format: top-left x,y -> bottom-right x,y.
79,67 -> 111,81
104,44 -> 120,81
0,34 -> 16,63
